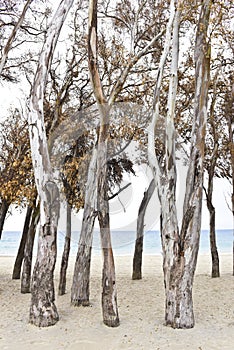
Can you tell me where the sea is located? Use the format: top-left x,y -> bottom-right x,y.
0,229 -> 233,257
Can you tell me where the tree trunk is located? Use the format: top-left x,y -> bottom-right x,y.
87,0 -> 119,327
12,204 -> 34,279
132,179 -> 155,280
97,133 -> 119,328
163,0 -> 212,328
208,201 -> 220,277
58,203 -> 71,296
0,199 -> 9,239
27,0 -> 75,327
21,204 -> 39,293
71,148 -> 97,306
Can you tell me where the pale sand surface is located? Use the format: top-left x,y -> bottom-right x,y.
0,254 -> 233,350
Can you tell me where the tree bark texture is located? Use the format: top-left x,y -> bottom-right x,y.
132,179 -> 155,280
0,199 -> 9,239
148,0 -> 212,329
71,148 -> 97,305
21,204 -> 39,293
163,0 -> 212,328
58,203 -> 71,296
12,204 -> 34,279
27,0 -> 74,327
87,0 -> 119,327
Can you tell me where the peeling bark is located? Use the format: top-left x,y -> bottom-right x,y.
132,179 -> 155,280
163,0 -> 212,328
71,148 -> 97,306
27,0 -> 74,327
148,0 -> 212,329
87,0 -> 119,327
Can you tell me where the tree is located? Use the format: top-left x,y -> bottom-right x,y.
132,178 -> 155,280
148,0 -> 212,328
71,0 -> 166,316
27,0 -> 75,327
0,0 -> 33,75
0,109 -> 34,238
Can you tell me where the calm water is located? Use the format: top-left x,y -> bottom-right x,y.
0,229 -> 233,257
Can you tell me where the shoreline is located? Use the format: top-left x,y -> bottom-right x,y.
0,254 -> 233,349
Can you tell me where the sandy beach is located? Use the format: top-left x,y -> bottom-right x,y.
0,253 -> 233,350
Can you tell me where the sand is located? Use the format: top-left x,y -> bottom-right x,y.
0,253 -> 233,350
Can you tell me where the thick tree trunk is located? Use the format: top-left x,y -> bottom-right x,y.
58,203 -> 71,296
0,199 -> 9,239
21,204 -> 39,293
12,204 -> 33,279
27,0 -> 75,327
132,179 -> 155,280
163,0 -> 212,328
71,149 -> 97,306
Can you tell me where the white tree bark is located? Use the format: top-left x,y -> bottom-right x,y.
148,0 -> 212,328
27,0 -> 74,327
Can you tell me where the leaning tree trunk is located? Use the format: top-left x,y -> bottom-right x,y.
27,0 -> 75,327
0,199 -> 10,239
58,202 -> 71,296
12,204 -> 34,279
21,204 -> 39,293
71,148 -> 98,306
132,179 -> 155,280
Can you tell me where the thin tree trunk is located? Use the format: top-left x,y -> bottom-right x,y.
0,199 -> 9,239
27,0 -> 75,327
226,83 -> 234,275
0,0 -> 33,75
97,122 -> 119,327
71,148 -> 98,306
208,199 -> 220,277
132,179 -> 155,280
204,144 -> 220,278
58,202 -> 71,296
21,204 -> 39,293
12,204 -> 34,279
87,0 -> 119,327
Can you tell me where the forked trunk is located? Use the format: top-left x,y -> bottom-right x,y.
21,204 -> 39,293
132,179 -> 155,280
58,203 -> 71,296
71,149 -> 97,306
12,204 -> 34,279
0,199 -> 9,239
